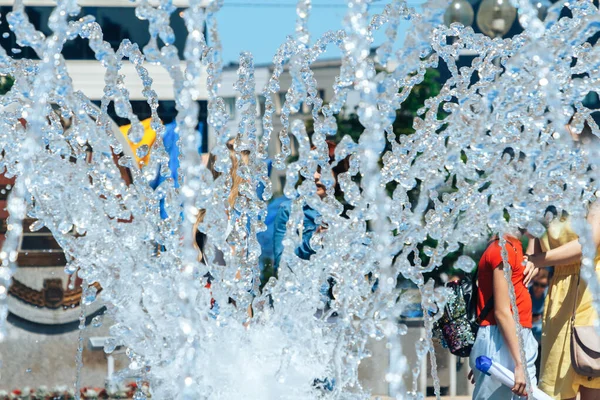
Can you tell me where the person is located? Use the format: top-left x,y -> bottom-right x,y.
273,140 -> 349,272
525,120 -> 600,400
148,120 -> 205,219
272,140 -> 349,304
529,267 -> 549,380
469,234 -> 538,400
193,140 -> 253,319
526,209 -> 600,400
119,117 -> 158,168
193,140 -> 250,263
271,140 -> 349,392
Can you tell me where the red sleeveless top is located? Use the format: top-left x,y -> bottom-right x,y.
477,237 -> 532,328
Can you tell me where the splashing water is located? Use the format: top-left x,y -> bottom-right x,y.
0,0 -> 599,399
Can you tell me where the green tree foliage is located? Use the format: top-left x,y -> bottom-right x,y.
0,75 -> 14,95
327,68 -> 443,143
305,69 -> 485,284
318,69 -> 471,284
393,68 -> 442,136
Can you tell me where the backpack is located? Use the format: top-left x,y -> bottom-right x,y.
434,239 -> 517,357
434,273 -> 493,357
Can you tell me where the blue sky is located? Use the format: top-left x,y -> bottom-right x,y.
216,1 -> 424,65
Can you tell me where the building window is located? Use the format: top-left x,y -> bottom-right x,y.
223,97 -> 236,118
276,92 -> 286,115
274,91 -> 327,115
318,89 -> 326,102
257,95 -> 266,116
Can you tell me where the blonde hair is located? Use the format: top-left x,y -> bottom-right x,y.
193,143 -> 250,262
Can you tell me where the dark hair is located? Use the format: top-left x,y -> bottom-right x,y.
309,140 -> 351,200
312,140 -> 350,177
535,268 -> 549,280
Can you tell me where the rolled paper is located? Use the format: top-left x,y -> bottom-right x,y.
475,356 -> 553,400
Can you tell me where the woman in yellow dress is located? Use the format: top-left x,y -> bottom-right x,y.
527,207 -> 600,400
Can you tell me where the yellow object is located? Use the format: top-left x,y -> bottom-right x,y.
538,217 -> 600,399
119,118 -> 157,167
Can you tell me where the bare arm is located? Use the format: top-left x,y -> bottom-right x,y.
493,266 -> 523,367
530,205 -> 600,268
528,239 -> 581,268
522,236 -> 542,285
525,235 -> 541,255
492,265 -> 527,396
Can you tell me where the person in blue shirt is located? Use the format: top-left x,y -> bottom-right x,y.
272,140 -> 349,275
148,120 -> 204,219
529,267 -> 549,380
272,140 -> 351,319
272,140 -> 349,393
273,202 -> 321,271
193,141 -> 255,320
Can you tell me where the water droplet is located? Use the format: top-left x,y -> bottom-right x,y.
136,144 -> 150,159
29,220 -> 44,232
104,337 -> 117,354
322,116 -> 337,136
133,390 -> 147,400
2,33 -> 9,38
397,324 -> 408,335
128,124 -> 144,144
526,220 -> 546,238
423,246 -> 435,257
92,315 -> 103,328
58,221 -> 73,234
82,285 -> 98,305
129,360 -> 141,370
64,263 -> 78,275
454,255 -> 476,273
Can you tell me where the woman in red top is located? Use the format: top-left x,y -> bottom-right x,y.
469,235 -> 538,400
